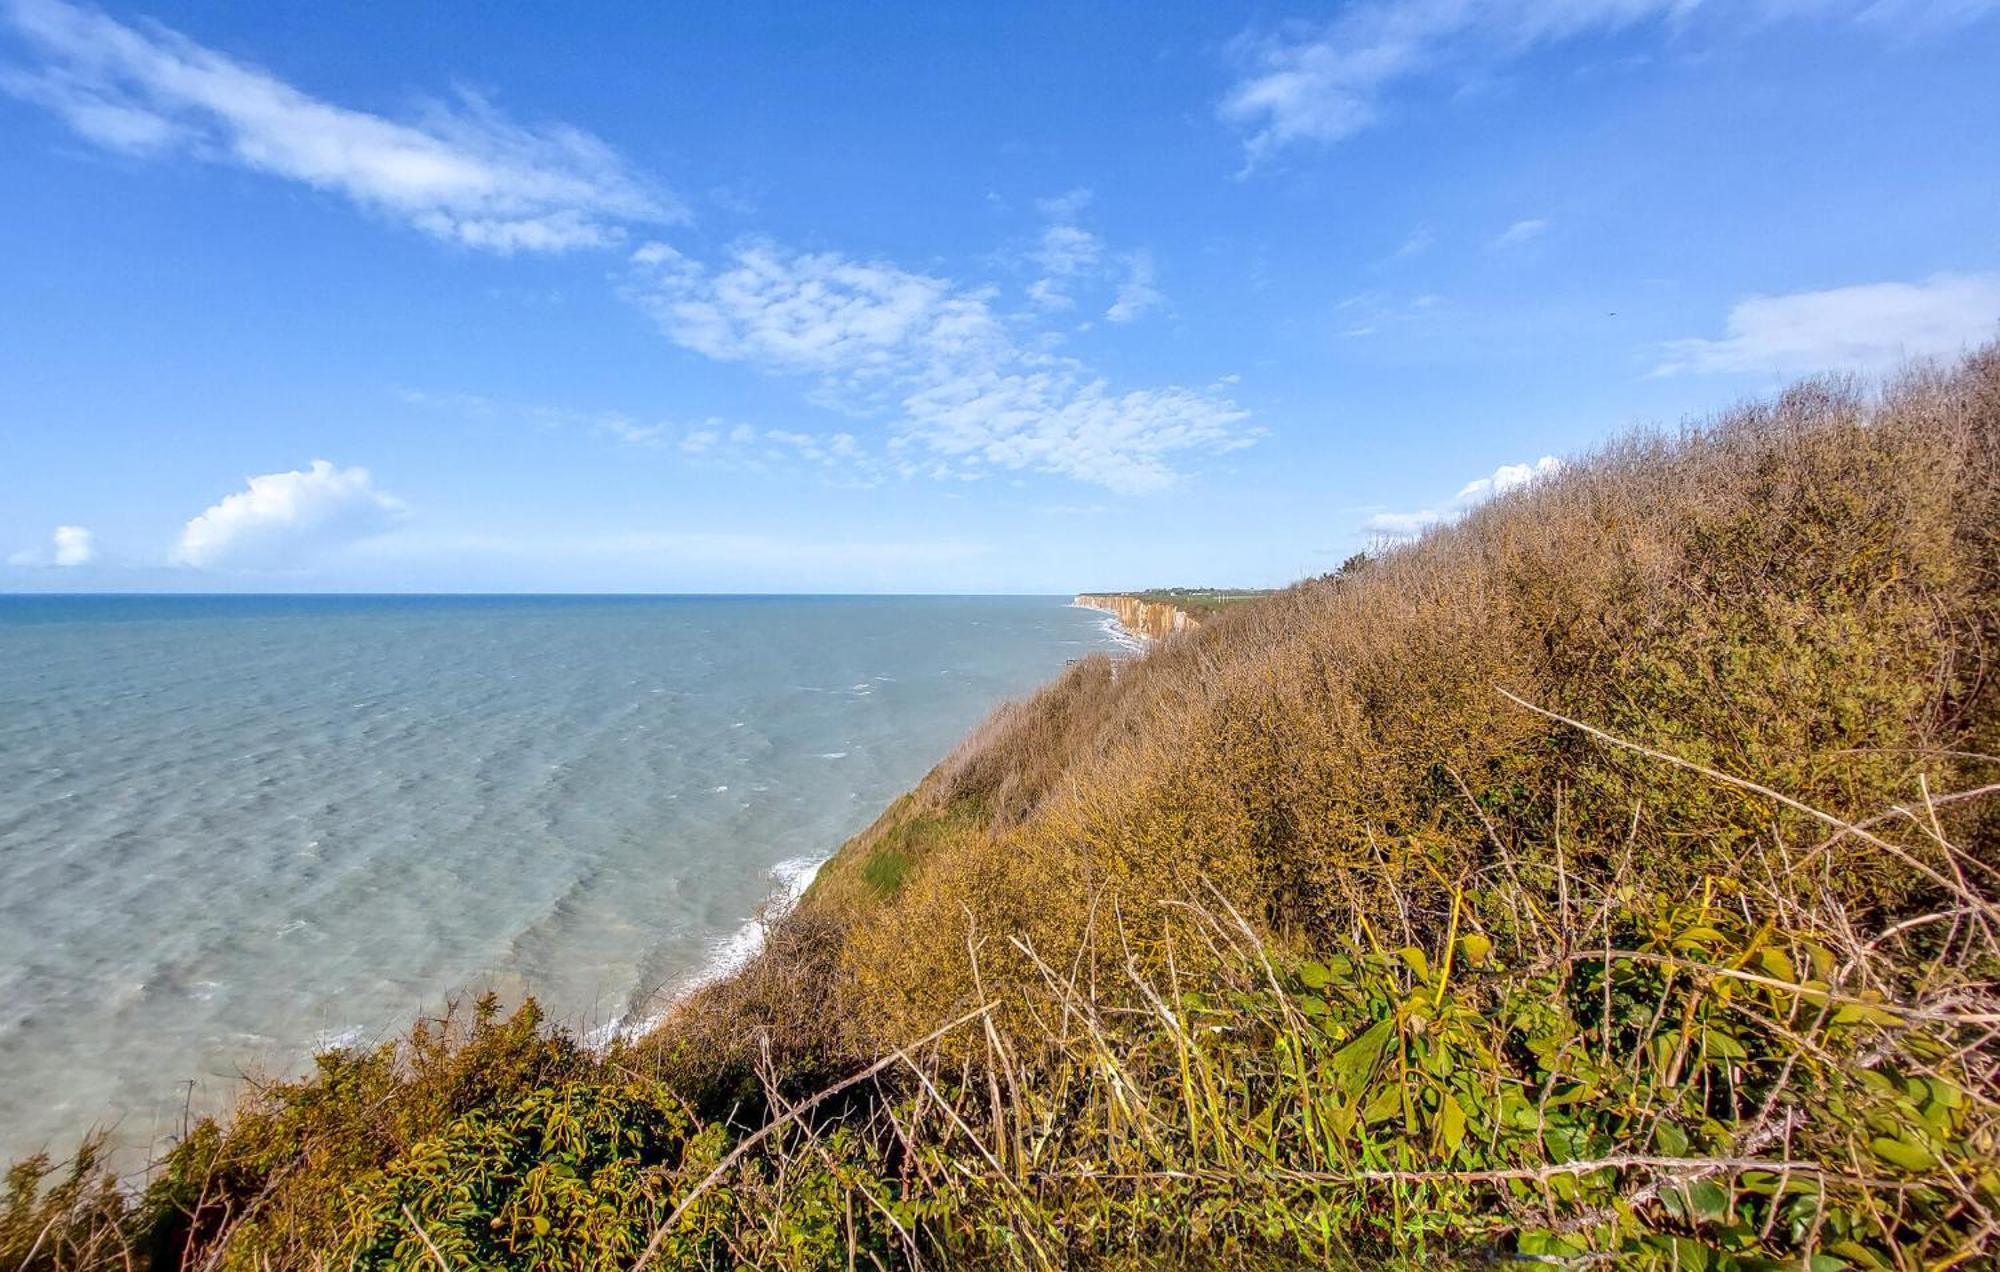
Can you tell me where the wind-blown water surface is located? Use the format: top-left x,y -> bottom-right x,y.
0,594 -> 1119,1163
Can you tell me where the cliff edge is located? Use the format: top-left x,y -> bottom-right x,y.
1071,592 -> 1195,641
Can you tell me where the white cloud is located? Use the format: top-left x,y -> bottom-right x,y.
1360,508 -> 1445,537
1457,455 -> 1561,500
401,386 -> 889,485
1035,187 -> 1094,221
598,417 -> 668,446
1018,190 -> 1167,323
1027,277 -> 1073,312
627,240 -> 1253,493
172,460 -> 403,569
1337,290 -> 1446,338
1365,454 -> 1562,539
1036,223 -> 1102,278
8,523 -> 96,567
1218,1 -> 1995,167
1106,251 -> 1166,324
1656,272 -> 2000,376
1,0 -> 674,252
1390,225 -> 1435,261
51,523 -> 93,565
1492,218 -> 1549,248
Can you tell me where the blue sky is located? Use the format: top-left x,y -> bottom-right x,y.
3,0 -> 1996,593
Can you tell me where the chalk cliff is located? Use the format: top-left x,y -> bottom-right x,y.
1072,594 -> 1196,641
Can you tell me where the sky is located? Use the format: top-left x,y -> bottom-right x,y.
2,0 -> 1997,593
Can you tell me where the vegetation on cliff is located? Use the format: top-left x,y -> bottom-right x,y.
7,350 -> 1999,1268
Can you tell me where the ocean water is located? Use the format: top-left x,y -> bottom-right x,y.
0,595 -> 1121,1165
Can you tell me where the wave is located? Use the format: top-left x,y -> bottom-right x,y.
588,854 -> 825,1048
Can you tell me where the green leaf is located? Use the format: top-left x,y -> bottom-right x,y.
1701,1027 -> 1748,1062
1754,947 -> 1796,982
1460,932 -> 1494,968
1869,1135 -> 1936,1172
1517,1230 -> 1587,1257
1362,1081 -> 1405,1126
1297,960 -> 1331,989
1654,1120 -> 1690,1156
1329,1016 -> 1395,1098
1439,1091 -> 1468,1154
1686,1178 -> 1730,1224
1832,1001 -> 1902,1027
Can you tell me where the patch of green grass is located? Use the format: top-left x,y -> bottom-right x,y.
858,845 -> 912,898
1127,587 -> 1275,617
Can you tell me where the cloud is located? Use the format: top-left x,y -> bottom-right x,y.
1656,273 -> 2000,375
172,460 -> 403,569
627,240 -> 1253,493
1019,189 -> 1166,322
1365,454 -> 1562,539
1337,290 -> 1445,338
1035,187 -> 1094,221
1492,218 -> 1549,248
1360,508 -> 1446,537
399,386 -> 889,485
1,0 -> 675,251
1217,1 -> 1996,167
1106,251 -> 1166,323
1457,455 -> 1562,500
1036,223 -> 1102,278
51,523 -> 93,565
7,523 -> 96,567
1389,225 -> 1435,261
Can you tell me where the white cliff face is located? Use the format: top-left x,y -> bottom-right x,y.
1072,594 -> 1196,642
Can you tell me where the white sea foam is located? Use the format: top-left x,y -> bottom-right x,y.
1097,615 -> 1148,653
1067,599 -> 1148,654
595,854 -> 828,1046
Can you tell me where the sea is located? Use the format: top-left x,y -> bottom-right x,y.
0,594 -> 1125,1167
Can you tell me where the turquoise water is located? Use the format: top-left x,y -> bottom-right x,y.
0,595 -> 1119,1165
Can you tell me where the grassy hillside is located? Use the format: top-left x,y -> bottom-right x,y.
7,352 -> 1998,1268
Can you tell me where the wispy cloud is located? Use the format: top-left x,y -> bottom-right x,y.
1106,251 -> 1166,324
400,387 -> 888,485
7,523 -> 95,567
1337,290 -> 1445,339
1018,188 -> 1168,323
1218,1 -> 1997,168
1492,217 -> 1549,248
1389,224 -> 1435,261
1365,454 -> 1561,539
1,0 -> 676,251
626,240 -> 1252,494
1026,190 -> 1096,311
1656,272 -> 2000,375
173,460 -> 404,569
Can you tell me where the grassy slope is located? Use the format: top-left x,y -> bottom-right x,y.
7,354 -> 1999,1269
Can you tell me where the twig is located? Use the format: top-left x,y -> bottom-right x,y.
400,1204 -> 452,1271
630,1003 -> 996,1271
1492,687 -> 1998,933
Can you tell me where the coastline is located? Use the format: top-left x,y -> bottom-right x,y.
1068,597 -> 1149,653
1070,592 -> 1194,645
618,594 -> 1135,1045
